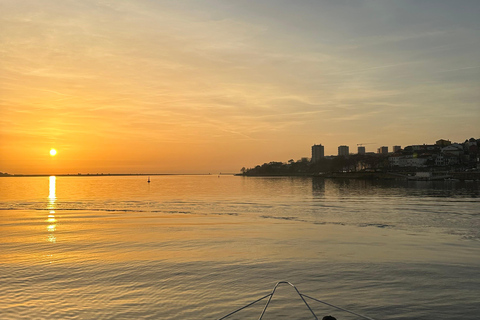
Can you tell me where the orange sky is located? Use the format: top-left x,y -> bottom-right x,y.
1,1 -> 479,174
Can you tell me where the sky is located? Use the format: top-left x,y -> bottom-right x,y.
1,0 -> 479,174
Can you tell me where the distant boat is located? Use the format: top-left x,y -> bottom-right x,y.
147,177 -> 150,183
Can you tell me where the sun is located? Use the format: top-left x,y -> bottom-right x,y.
50,148 -> 57,157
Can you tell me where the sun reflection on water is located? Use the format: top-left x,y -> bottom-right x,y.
48,176 -> 56,209
47,213 -> 56,223
47,176 -> 57,243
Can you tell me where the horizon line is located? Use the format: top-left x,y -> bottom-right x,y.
0,173 -> 239,177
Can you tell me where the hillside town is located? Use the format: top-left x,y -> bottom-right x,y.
242,138 -> 480,180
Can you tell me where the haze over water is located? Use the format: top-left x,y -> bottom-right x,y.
1,175 -> 479,319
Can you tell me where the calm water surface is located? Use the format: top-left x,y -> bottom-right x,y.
0,175 -> 479,319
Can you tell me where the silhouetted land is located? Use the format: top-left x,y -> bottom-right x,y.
240,138 -> 480,181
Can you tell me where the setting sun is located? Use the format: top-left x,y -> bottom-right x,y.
50,149 -> 57,157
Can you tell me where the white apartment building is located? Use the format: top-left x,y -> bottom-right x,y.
389,155 -> 428,167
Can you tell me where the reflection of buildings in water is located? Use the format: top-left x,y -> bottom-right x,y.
311,178 -> 325,194
47,176 -> 57,243
312,178 -> 374,197
328,178 -> 370,189
314,176 -> 479,199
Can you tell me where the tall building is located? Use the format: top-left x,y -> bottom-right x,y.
377,146 -> 388,154
338,145 -> 349,156
393,145 -> 401,153
311,144 -> 325,163
358,146 -> 366,155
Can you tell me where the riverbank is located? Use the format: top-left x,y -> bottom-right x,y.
238,171 -> 480,181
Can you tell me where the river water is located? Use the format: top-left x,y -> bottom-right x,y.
0,175 -> 479,319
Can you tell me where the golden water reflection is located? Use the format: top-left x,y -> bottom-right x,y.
48,176 -> 56,209
47,235 -> 56,243
47,176 -> 57,243
47,224 -> 56,233
47,212 -> 56,223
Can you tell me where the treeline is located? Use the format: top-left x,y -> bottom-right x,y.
241,154 -> 389,176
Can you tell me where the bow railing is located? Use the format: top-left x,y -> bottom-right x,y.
217,281 -> 376,320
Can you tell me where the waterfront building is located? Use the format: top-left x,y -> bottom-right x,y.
435,154 -> 459,166
442,144 -> 463,156
389,155 -> 401,167
377,146 -> 388,154
411,144 -> 438,151
388,155 -> 429,167
436,139 -> 452,147
311,144 -> 325,163
338,145 -> 349,156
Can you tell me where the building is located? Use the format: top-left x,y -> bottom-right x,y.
377,146 -> 388,154
311,144 -> 325,163
338,145 -> 349,156
393,146 -> 401,153
389,155 -> 401,167
442,144 -> 463,156
436,139 -> 451,147
411,144 -> 438,152
434,154 -> 459,167
357,146 -> 366,155
388,155 -> 429,167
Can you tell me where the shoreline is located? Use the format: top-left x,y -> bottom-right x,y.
2,171 -> 479,181
237,171 -> 480,181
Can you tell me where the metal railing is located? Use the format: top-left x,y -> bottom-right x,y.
217,281 -> 376,320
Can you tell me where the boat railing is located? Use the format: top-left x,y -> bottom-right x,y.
217,281 -> 376,320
